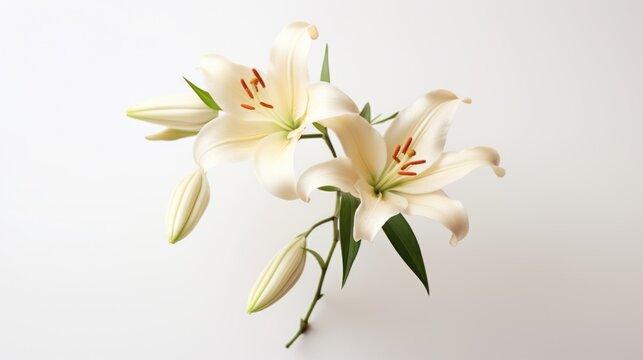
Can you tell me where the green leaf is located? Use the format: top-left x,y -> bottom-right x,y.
183,77 -> 222,111
320,44 -> 330,83
359,102 -> 372,122
318,186 -> 339,192
372,111 -> 399,125
339,192 -> 362,287
304,248 -> 326,269
313,122 -> 329,137
382,214 -> 429,295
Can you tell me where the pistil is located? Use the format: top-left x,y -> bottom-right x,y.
374,136 -> 427,192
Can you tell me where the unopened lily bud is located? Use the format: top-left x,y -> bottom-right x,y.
145,128 -> 199,141
247,235 -> 307,313
126,93 -> 218,132
166,169 -> 210,244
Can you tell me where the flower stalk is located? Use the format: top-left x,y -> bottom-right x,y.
285,132 -> 341,348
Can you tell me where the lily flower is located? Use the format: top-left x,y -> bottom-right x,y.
126,93 -> 219,140
193,22 -> 358,200
297,90 -> 505,245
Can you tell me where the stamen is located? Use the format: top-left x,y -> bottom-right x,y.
240,79 -> 253,99
240,104 -> 255,110
401,137 -> 412,154
407,149 -> 416,157
398,171 -> 417,176
392,145 -> 401,163
401,160 -> 426,170
259,101 -> 274,109
252,69 -> 265,88
250,78 -> 259,92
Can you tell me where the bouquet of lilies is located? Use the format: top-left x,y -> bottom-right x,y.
126,22 -> 504,348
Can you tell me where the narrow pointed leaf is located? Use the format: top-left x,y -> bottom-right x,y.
313,122 -> 329,137
319,186 -> 340,192
382,214 -> 429,294
304,248 -> 326,269
320,44 -> 330,83
339,192 -> 361,286
359,102 -> 372,122
370,113 -> 383,123
372,111 -> 399,125
315,43 -> 331,139
183,77 -> 222,111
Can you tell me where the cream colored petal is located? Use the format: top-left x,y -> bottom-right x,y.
396,146 -> 505,194
268,22 -> 318,121
397,190 -> 469,246
253,131 -> 299,200
193,114 -> 280,169
353,179 -> 408,241
305,82 -> 358,124
384,90 -> 468,165
199,54 -> 264,118
126,93 -> 218,131
296,158 -> 360,202
319,114 -> 387,181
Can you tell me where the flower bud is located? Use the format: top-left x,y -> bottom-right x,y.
247,235 -> 307,313
166,169 -> 210,244
145,128 -> 198,141
126,93 -> 218,132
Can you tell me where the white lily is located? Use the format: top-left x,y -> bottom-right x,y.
166,168 -> 210,243
297,90 -> 505,245
126,93 -> 218,140
193,22 -> 358,200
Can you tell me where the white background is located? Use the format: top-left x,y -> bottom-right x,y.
1,0 -> 642,359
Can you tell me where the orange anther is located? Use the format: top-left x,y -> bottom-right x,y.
401,159 -> 426,170
392,145 -> 401,163
398,171 -> 417,176
250,78 -> 259,92
241,104 -> 255,110
252,68 -> 265,88
401,137 -> 412,154
240,79 -> 253,99
259,101 -> 274,109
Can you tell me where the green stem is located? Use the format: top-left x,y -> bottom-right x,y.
304,216 -> 335,237
285,124 -> 341,348
286,192 -> 341,348
300,134 -> 324,139
322,133 -> 338,158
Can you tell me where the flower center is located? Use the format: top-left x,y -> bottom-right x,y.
373,136 -> 426,193
237,68 -> 296,131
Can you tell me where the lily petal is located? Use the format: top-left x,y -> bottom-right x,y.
126,93 -> 218,131
305,82 -> 358,124
396,146 -> 505,194
320,114 -> 387,181
384,90 -> 467,165
254,131 -> 299,200
397,190 -> 469,246
268,22 -> 318,122
296,158 -> 360,202
194,114 -> 280,169
353,179 -> 408,241
199,54 -> 265,118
